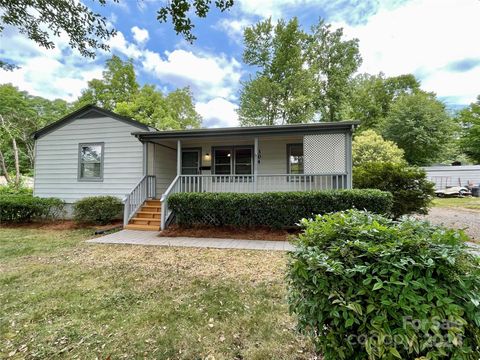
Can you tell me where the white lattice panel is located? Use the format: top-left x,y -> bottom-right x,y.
304,133 -> 346,173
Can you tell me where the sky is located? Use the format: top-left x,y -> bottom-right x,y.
1,0 -> 479,128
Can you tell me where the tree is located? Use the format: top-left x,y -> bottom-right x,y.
81,56 -> 202,129
457,96 -> 480,163
0,84 -> 70,178
239,18 -> 316,126
347,73 -> 421,130
306,20 -> 362,122
157,0 -> 234,42
0,0 -> 116,70
115,86 -> 201,130
75,55 -> 139,111
238,17 -> 361,126
382,92 -> 454,165
352,130 -> 405,167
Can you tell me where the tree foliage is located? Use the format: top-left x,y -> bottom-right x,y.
76,55 -> 202,130
307,20 -> 362,122
157,0 -> 234,42
0,84 -> 70,179
352,130 -> 405,167
457,95 -> 480,163
0,0 -> 116,69
382,92 -> 455,165
76,55 -> 139,111
115,86 -> 201,130
239,17 -> 361,126
347,73 -> 420,130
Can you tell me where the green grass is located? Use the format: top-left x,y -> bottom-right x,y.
432,196 -> 480,210
0,227 -> 312,359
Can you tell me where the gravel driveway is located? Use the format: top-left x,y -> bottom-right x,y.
418,207 -> 480,243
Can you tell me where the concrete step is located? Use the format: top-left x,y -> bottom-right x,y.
125,224 -> 160,231
136,211 -> 160,219
131,218 -> 160,226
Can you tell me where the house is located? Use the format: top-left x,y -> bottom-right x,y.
33,105 -> 358,230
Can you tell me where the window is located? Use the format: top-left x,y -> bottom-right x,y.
181,149 -> 200,174
213,146 -> 253,176
287,143 -> 304,174
78,143 -> 104,181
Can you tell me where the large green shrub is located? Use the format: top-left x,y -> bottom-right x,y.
73,196 -> 123,224
287,210 -> 480,360
0,195 -> 64,222
353,162 -> 434,218
353,129 -> 406,167
168,189 -> 393,228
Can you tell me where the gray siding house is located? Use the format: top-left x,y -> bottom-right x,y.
33,105 -> 358,230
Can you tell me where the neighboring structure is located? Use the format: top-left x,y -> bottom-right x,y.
423,165 -> 480,190
33,105 -> 358,230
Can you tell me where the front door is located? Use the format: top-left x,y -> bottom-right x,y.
181,149 -> 201,191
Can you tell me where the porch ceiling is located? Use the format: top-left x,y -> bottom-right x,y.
145,134 -> 305,148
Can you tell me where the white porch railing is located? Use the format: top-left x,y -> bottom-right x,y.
160,175 -> 181,230
123,175 -> 156,226
159,173 -> 348,230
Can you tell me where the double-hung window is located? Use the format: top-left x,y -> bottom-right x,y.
78,143 -> 104,181
212,146 -> 253,180
287,143 -> 309,181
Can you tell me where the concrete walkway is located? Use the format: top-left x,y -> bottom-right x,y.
87,229 -> 295,251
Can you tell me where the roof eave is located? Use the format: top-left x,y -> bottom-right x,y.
133,121 -> 360,140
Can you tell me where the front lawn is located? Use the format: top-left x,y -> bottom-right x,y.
432,196 -> 480,210
0,228 -> 312,359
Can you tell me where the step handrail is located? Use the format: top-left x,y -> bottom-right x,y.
123,175 -> 156,226
160,175 -> 180,230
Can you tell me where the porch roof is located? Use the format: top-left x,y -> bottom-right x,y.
133,121 -> 359,141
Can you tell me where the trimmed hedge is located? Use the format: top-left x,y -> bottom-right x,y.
0,195 -> 65,223
287,210 -> 480,359
168,189 -> 393,228
73,196 -> 123,225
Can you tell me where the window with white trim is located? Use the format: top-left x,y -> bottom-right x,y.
78,143 -> 104,181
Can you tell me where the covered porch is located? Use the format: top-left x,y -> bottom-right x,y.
124,122 -> 356,229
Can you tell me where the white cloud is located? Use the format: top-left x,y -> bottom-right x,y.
215,18 -> 252,43
131,26 -> 149,45
196,97 -> 239,127
108,31 -> 142,59
334,0 -> 480,104
0,27 -> 103,101
236,0 -> 399,22
142,49 -> 242,101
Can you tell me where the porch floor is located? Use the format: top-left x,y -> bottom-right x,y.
87,230 -> 295,251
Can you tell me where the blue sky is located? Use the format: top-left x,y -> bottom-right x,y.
1,0 -> 479,127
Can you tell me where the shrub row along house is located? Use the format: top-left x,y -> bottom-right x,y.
32,105 -> 358,230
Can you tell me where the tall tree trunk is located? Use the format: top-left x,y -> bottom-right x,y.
12,138 -> 20,186
0,149 -> 10,183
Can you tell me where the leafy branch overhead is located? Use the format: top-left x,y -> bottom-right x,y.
157,0 -> 234,42
0,0 -> 117,69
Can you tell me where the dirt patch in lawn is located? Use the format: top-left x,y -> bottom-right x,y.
159,224 -> 300,241
417,207 -> 480,243
0,220 -> 123,231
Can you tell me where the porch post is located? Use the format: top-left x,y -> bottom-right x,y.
254,137 -> 259,192
177,140 -> 182,176
346,130 -> 353,189
143,142 -> 147,176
